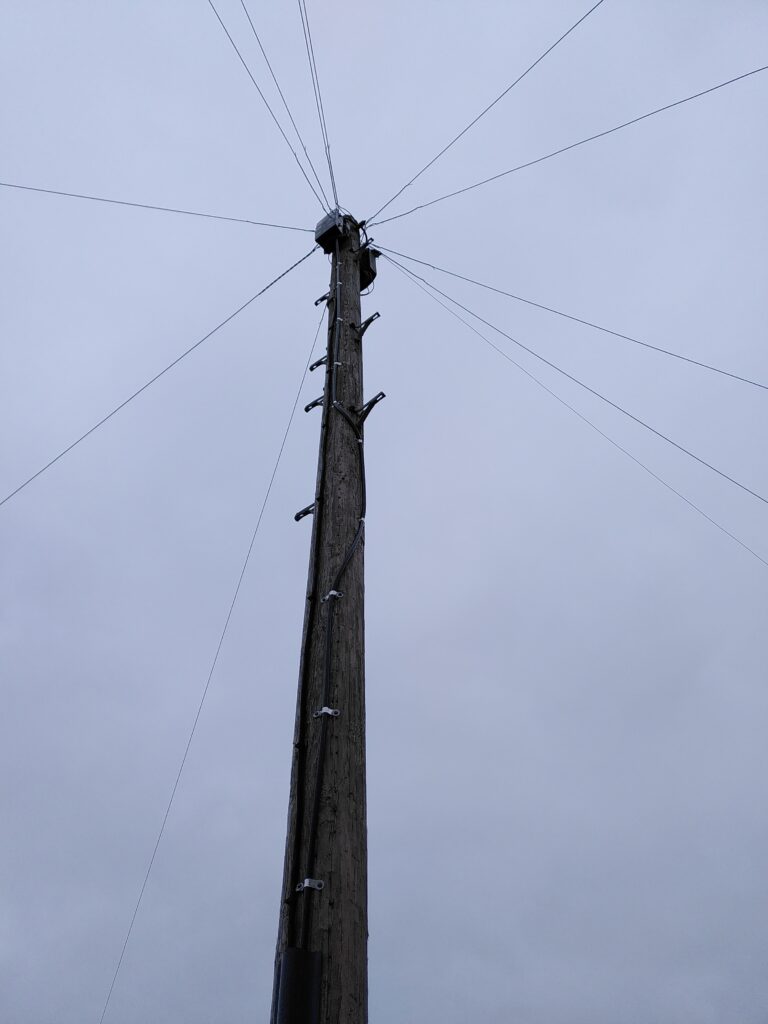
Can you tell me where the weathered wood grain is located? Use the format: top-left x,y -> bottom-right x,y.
273,219 -> 368,1024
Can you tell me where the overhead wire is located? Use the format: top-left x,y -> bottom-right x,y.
369,64 -> 768,226
367,0 -> 608,224
96,308 -> 328,1024
206,0 -> 328,212
388,257 -> 768,571
375,245 -> 768,392
296,0 -> 339,207
0,247 -> 318,510
0,180 -> 312,231
381,253 -> 768,509
238,0 -> 332,209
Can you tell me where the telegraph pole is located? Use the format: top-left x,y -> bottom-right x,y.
271,211 -> 382,1024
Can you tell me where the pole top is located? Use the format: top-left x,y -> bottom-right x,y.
314,209 -> 359,253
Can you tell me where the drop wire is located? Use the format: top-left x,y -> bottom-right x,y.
297,0 -> 339,206
238,0 -> 331,209
388,258 -> 768,570
368,0 -> 608,223
0,181 -> 312,231
369,65 -> 768,226
207,0 -> 327,211
96,309 -> 327,1024
381,254 -> 768,509
0,248 -> 318,510
375,245 -> 768,391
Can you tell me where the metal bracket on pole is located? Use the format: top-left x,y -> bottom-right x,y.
294,503 -> 315,523
309,354 -> 327,372
296,878 -> 325,892
321,590 -> 343,603
356,391 -> 386,424
312,706 -> 341,719
353,312 -> 380,339
304,396 -> 324,413
314,291 -> 330,306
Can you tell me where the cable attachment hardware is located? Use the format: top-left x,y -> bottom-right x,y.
359,247 -> 380,290
314,291 -> 330,307
304,396 -> 324,413
296,878 -> 325,893
312,706 -> 341,719
356,391 -> 386,424
321,590 -> 343,603
309,354 -> 327,372
353,312 -> 380,339
294,503 -> 315,523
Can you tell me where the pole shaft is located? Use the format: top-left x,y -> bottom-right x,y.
274,219 -> 368,1024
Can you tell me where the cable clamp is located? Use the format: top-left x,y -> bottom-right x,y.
321,590 -> 343,603
304,396 -> 324,413
312,706 -> 341,719
294,503 -> 315,522
353,312 -> 380,339
309,355 -> 327,372
296,878 -> 325,892
356,391 -> 386,423
314,292 -> 330,307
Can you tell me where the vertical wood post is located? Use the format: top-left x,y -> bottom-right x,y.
273,215 -> 369,1024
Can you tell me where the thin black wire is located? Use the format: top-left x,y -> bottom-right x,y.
376,245 -> 768,392
297,0 -> 339,207
96,309 -> 327,1024
389,258 -> 768,571
381,254 -> 768,508
301,0 -> 339,206
238,0 -> 332,209
367,0 -> 607,223
206,0 -> 327,211
0,180 -> 312,231
0,247 -> 318,510
295,0 -> 324,155
370,64 -> 768,227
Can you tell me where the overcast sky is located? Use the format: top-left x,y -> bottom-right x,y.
2,2 -> 767,1022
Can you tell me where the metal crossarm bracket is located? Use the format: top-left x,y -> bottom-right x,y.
354,312 -> 380,338
309,354 -> 327,372
321,589 -> 343,603
294,503 -> 315,522
312,706 -> 340,718
357,391 -> 386,423
314,291 -> 330,306
304,396 -> 324,413
296,878 -> 325,892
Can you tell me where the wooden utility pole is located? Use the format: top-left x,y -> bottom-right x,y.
271,212 -> 381,1024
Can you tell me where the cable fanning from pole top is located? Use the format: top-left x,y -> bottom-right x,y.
296,0 -> 339,207
366,0 -> 608,223
238,0 -> 332,209
386,254 -> 768,571
207,0 -> 329,212
368,64 -> 768,227
374,245 -> 768,392
381,253 -> 768,508
95,308 -> 328,1024
0,247 -> 318,510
